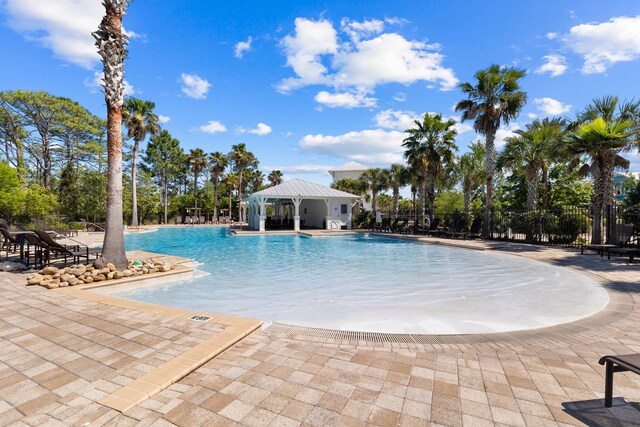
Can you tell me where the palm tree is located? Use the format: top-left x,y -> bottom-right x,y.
228,143 -> 255,222
209,151 -> 227,223
565,96 -> 640,243
403,113 -> 458,223
456,141 -> 485,214
122,98 -> 159,227
455,64 -> 527,237
267,170 -> 284,186
248,169 -> 264,193
359,168 -> 389,215
186,148 -> 208,209
385,164 -> 408,217
222,172 -> 238,220
497,118 -> 566,210
92,0 -> 131,269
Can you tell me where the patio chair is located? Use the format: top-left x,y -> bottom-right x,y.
374,218 -> 391,232
598,354 -> 640,407
423,218 -> 442,236
606,246 -> 640,263
32,218 -> 78,239
33,230 -> 102,265
392,218 -> 407,233
0,227 -> 20,260
444,218 -> 468,239
581,223 -> 635,256
23,233 -> 48,269
454,217 -> 482,240
400,220 -> 415,234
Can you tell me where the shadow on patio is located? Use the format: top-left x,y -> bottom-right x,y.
562,398 -> 640,426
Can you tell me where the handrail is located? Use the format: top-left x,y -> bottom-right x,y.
85,221 -> 105,232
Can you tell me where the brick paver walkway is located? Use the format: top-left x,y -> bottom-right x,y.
1,239 -> 640,426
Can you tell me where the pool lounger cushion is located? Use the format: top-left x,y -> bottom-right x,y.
598,354 -> 640,407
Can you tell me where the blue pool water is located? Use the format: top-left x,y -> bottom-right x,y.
105,227 -> 609,334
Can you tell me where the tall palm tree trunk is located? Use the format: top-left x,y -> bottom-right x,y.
94,0 -> 129,270
541,167 -> 549,210
131,140 -> 139,226
213,181 -> 219,222
237,172 -> 244,222
524,166 -> 538,211
463,182 -> 471,214
163,177 -> 168,224
426,172 -> 435,223
483,132 -> 496,238
193,172 -> 199,209
393,188 -> 399,217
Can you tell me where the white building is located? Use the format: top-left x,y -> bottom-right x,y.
245,179 -> 361,232
328,161 -> 370,182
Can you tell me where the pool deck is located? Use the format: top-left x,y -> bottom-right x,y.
1,229 -> 640,425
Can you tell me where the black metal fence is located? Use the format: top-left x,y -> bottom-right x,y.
377,205 -> 640,248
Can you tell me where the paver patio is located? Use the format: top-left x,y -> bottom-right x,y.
1,233 -> 639,426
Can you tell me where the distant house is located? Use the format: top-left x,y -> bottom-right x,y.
614,172 -> 640,202
328,161 -> 371,210
328,161 -> 370,182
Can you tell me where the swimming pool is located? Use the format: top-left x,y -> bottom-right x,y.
105,227 -> 609,334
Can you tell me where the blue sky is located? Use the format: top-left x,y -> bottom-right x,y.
1,0 -> 639,186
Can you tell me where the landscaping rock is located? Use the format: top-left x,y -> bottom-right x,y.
106,263 -> 116,272
159,265 -> 173,272
45,282 -> 59,289
107,272 -> 115,280
60,273 -> 75,282
69,265 -> 86,276
99,267 -> 110,275
27,276 -> 43,286
113,271 -> 124,279
142,267 -> 149,274
94,274 -> 106,282
42,266 -> 59,276
83,276 -> 94,284
68,278 -> 80,286
122,269 -> 133,277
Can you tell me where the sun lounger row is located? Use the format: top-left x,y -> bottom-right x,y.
581,223 -> 639,263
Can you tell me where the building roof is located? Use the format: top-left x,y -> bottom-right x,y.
248,179 -> 360,199
328,161 -> 370,172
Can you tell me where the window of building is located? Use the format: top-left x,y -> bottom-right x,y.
341,204 -> 348,214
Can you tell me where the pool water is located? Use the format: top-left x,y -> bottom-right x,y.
106,227 -> 609,334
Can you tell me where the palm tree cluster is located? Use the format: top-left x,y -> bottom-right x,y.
330,66 -> 639,243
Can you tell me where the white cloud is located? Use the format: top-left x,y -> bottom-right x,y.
340,18 -> 384,42
299,129 -> 406,164
393,92 -> 407,102
196,121 -> 227,133
314,91 -> 376,109
3,0 -> 102,68
234,36 -> 253,59
534,97 -> 572,116
535,54 -> 568,77
373,109 -> 472,135
278,18 -> 338,92
527,113 -> 538,119
278,17 -> 457,107
238,123 -> 272,135
546,32 -> 558,40
562,15 -> 640,73
158,115 -> 171,124
180,73 -> 211,99
85,71 -> 135,96
263,164 -> 333,174
495,123 -> 522,148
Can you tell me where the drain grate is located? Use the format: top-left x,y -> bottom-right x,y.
265,322 -> 525,345
190,315 -> 211,322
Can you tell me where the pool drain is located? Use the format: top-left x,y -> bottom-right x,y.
190,315 -> 211,322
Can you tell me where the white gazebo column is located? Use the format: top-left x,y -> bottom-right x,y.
292,196 -> 302,231
324,198 -> 332,230
259,197 -> 266,232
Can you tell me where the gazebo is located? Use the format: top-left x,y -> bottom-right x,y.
244,179 -> 361,232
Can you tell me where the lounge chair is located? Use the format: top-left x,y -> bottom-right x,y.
392,218 -> 407,233
423,218 -> 442,236
443,218 -> 468,239
607,246 -> 640,263
32,218 -> 78,239
383,217 -> 400,233
374,218 -> 391,232
581,224 -> 635,256
598,354 -> 640,407
0,227 -> 20,260
33,230 -> 102,265
454,217 -> 482,240
400,220 -> 415,234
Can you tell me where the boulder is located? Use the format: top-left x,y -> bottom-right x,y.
99,267 -> 111,275
52,273 -> 61,280
59,282 -> 68,287
27,276 -> 43,286
159,265 -> 173,272
61,273 -> 75,282
142,267 -> 149,274
94,274 -> 106,282
153,260 -> 165,266
69,265 -> 87,276
42,266 -> 59,276
68,278 -> 80,286
45,282 -> 59,289
113,271 -> 124,279
122,269 -> 133,277
106,263 -> 116,272
83,276 -> 94,284
107,272 -> 115,280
